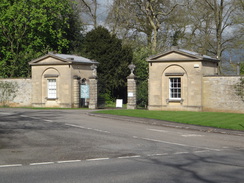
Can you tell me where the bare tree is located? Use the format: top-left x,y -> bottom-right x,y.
173,0 -> 242,67
177,0 -> 217,54
106,0 -> 183,53
106,0 -> 243,72
76,0 -> 99,28
239,0 -> 244,10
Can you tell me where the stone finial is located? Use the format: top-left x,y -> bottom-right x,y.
90,64 -> 97,77
128,63 -> 136,75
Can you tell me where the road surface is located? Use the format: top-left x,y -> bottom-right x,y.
0,108 -> 243,182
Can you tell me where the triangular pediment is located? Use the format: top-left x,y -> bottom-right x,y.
29,54 -> 71,65
147,48 -> 219,63
147,51 -> 201,62
29,53 -> 99,66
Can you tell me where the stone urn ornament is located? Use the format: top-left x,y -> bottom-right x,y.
90,64 -> 97,78
128,62 -> 136,76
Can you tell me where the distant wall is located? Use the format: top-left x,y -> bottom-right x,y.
1,76 -> 244,113
203,76 -> 244,113
0,78 -> 32,107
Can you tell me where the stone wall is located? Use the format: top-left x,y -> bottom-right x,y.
203,76 -> 244,113
0,78 -> 32,107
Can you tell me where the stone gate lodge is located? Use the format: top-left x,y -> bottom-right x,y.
1,48 -> 244,113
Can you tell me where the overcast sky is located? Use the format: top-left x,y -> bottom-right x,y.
97,0 -> 112,24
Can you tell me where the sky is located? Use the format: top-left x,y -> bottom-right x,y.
79,0 -> 113,30
97,0 -> 113,24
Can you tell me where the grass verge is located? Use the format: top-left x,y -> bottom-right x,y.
0,106 -> 89,110
95,109 -> 244,131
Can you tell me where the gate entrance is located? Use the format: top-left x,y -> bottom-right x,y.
80,78 -> 89,107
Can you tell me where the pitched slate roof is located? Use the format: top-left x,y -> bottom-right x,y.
29,53 -> 98,65
53,53 -> 97,64
147,47 -> 219,62
178,49 -> 218,60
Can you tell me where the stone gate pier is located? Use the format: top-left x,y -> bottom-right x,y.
127,63 -> 136,109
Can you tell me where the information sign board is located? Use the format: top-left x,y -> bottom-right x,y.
80,85 -> 90,98
116,99 -> 123,108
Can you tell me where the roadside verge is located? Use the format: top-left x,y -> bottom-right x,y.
89,112 -> 244,137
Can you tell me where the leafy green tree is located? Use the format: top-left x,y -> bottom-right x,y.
133,47 -> 151,107
0,0 -> 83,78
81,26 -> 133,102
241,63 -> 244,75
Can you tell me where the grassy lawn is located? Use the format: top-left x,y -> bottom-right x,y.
95,109 -> 244,131
0,106 -> 90,110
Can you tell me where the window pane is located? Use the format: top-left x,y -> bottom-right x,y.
48,79 -> 56,98
169,78 -> 181,99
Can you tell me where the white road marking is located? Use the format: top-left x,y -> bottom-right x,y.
93,129 -> 110,133
20,115 -> 28,117
65,123 -> 110,134
140,137 -> 221,151
181,134 -> 203,137
0,164 -> 22,168
57,160 -> 81,164
30,162 -> 54,166
147,153 -> 168,157
65,124 -> 85,128
174,152 -> 189,155
1,112 -> 14,115
194,150 -> 211,153
0,147 -> 222,169
155,153 -> 168,156
142,137 -> 191,147
147,129 -> 169,133
20,115 -> 53,123
118,155 -> 141,159
86,158 -> 110,161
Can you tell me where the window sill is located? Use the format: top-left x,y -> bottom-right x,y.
46,97 -> 58,100
166,98 -> 184,104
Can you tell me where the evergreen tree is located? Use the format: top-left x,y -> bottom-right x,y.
241,63 -> 244,75
133,47 -> 151,107
82,26 -> 133,102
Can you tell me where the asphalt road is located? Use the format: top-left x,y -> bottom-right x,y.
0,108 -> 243,183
